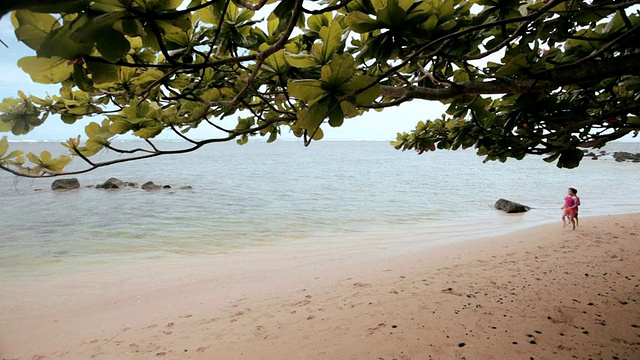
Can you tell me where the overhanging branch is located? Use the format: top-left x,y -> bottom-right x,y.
381,53 -> 640,101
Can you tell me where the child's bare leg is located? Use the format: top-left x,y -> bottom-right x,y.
571,216 -> 576,230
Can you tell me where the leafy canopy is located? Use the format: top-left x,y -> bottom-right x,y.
1,0 -> 639,176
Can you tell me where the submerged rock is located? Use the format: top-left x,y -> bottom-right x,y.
494,199 -> 530,213
98,177 -> 126,189
51,178 -> 80,191
141,181 -> 162,191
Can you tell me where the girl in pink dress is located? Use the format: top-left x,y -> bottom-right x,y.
562,188 -> 579,229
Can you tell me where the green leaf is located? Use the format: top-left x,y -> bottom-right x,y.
262,46 -> 288,74
422,14 -> 438,32
96,28 -> 131,62
71,11 -> 128,44
376,0 -> 407,27
17,56 -> 74,84
319,21 -> 343,63
90,0 -> 128,12
0,98 -> 20,112
37,15 -> 94,59
267,129 -> 278,143
0,136 -> 8,157
26,152 -> 40,165
86,61 -> 120,84
159,0 -> 183,10
284,53 -> 319,68
438,19 -> 457,31
109,117 -> 134,134
288,80 -> 327,105
119,18 -> 146,37
297,101 -> 329,130
133,123 -> 164,139
328,105 -> 344,127
42,153 -> 72,173
310,126 -> 324,140
321,54 -> 354,88
11,10 -> 59,51
61,114 -> 80,124
339,101 -> 358,118
341,75 -> 380,106
73,64 -> 93,92
557,148 -> 584,169
604,11 -> 625,34
308,13 -> 331,32
438,0 -> 455,21
0,120 -> 11,133
267,17 -> 279,36
495,53 -> 529,76
346,11 -> 381,33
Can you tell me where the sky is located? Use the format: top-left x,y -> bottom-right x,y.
0,15 -> 444,142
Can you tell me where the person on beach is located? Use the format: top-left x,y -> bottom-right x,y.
562,188 -> 579,229
571,187 -> 580,227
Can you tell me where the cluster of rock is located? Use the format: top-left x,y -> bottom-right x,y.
583,149 -> 640,162
51,177 -> 193,191
611,151 -> 640,162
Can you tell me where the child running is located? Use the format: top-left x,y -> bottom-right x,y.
571,187 -> 580,227
562,188 -> 579,230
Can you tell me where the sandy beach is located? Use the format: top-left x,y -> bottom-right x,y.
1,213 -> 639,359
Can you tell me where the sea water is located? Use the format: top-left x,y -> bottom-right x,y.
1,140 -> 638,281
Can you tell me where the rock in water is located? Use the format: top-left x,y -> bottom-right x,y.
141,181 -> 162,191
99,177 -> 126,189
494,199 -> 530,213
51,178 -> 80,191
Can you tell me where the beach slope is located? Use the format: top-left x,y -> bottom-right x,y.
1,214 -> 639,359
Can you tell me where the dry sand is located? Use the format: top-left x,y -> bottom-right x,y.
1,213 -> 639,360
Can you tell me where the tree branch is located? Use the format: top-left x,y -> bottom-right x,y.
381,53 -> 640,101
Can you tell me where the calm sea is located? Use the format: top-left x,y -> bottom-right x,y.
1,140 -> 639,281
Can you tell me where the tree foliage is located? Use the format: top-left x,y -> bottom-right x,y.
1,0 -> 639,176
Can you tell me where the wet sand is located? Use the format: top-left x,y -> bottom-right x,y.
1,213 -> 639,359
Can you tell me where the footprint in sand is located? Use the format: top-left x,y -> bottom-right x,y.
353,282 -> 372,288
200,317 -> 218,324
229,309 -> 251,323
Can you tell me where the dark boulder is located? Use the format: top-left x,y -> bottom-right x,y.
494,199 -> 530,213
98,177 -> 126,189
141,181 -> 162,191
51,178 -> 80,191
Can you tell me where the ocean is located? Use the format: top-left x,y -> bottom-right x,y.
1,140 -> 639,282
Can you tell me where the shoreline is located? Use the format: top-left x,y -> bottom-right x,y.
1,213 -> 639,359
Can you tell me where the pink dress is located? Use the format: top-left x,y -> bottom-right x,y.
564,196 -> 576,216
